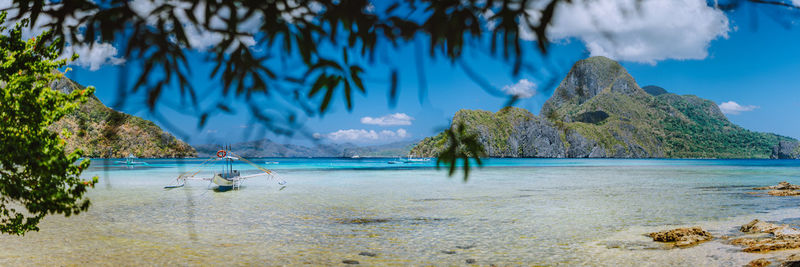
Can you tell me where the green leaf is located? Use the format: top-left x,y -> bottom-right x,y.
389,69 -> 398,107
319,76 -> 341,113
350,65 -> 365,93
343,80 -> 353,110
0,13 -> 94,235
308,74 -> 328,97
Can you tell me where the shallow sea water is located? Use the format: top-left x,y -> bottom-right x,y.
1,158 -> 800,266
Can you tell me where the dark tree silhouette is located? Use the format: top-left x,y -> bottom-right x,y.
1,1 -> 798,205
2,0 -> 582,175
4,0 -> 797,177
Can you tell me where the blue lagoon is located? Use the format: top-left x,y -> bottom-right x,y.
1,158 -> 799,266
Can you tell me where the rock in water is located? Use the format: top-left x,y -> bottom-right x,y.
753,181 -> 800,190
648,227 -> 713,247
741,219 -> 785,234
747,258 -> 771,267
732,220 -> 800,252
752,181 -> 800,196
733,237 -> 800,252
358,252 -> 376,257
768,190 -> 800,196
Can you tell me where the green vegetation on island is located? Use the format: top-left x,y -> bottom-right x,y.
657,93 -> 793,158
50,79 -> 196,158
412,56 -> 800,159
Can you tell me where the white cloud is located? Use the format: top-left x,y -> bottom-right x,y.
718,101 -> 758,115
66,42 -> 126,71
382,129 -> 408,138
129,0 -> 259,51
1,0 -> 263,71
522,0 -> 730,64
0,1 -> 125,71
502,79 -> 536,98
323,128 -> 409,142
360,113 -> 414,126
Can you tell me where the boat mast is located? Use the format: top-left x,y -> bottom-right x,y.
224,144 -> 227,175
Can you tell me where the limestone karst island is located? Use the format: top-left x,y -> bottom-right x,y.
2,1 -> 800,266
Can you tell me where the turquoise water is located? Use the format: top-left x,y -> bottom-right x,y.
1,158 -> 800,265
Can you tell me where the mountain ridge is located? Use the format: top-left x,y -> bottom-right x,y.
50,78 -> 197,158
411,56 -> 800,159
194,139 -> 417,158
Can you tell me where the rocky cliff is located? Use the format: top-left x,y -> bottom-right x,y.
412,56 -> 800,159
50,78 -> 196,158
413,108 -> 566,158
772,140 -> 800,159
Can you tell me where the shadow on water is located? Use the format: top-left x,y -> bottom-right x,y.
213,186 -> 238,193
693,185 -> 760,190
176,158 -> 199,242
336,217 -> 455,225
411,197 -> 459,202
412,193 -> 536,203
518,189 -> 546,192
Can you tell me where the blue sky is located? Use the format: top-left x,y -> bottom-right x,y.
57,1 -> 800,146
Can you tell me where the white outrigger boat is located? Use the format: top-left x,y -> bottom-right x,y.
165,145 -> 285,191
114,154 -> 149,166
402,154 -> 431,163
388,154 -> 431,164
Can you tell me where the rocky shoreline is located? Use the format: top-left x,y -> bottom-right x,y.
643,181 -> 800,266
752,181 -> 800,197
647,227 -> 713,247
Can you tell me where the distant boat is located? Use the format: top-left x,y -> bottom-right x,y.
401,154 -> 431,163
388,155 -> 431,164
114,154 -> 148,166
351,155 -> 361,159
264,161 -> 279,164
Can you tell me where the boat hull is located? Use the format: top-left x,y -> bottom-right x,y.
212,174 -> 236,189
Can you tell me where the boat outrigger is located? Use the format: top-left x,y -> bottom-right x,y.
114,154 -> 149,166
388,154 -> 432,164
402,154 -> 431,163
164,145 -> 285,191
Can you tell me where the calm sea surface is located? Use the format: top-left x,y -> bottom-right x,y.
2,158 -> 800,266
